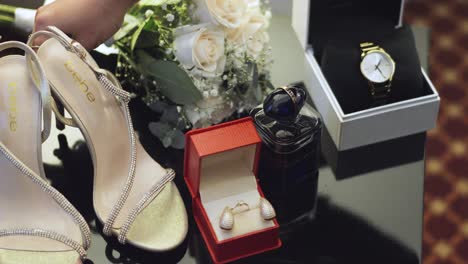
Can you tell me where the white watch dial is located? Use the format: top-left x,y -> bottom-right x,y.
360,51 -> 395,83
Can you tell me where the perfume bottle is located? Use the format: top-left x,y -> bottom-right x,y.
251,83 -> 322,225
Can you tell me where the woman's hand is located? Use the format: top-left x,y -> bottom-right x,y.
34,0 -> 137,50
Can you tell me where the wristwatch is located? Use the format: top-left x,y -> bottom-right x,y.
360,42 -> 396,106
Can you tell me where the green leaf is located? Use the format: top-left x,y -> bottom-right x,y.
143,18 -> 160,32
148,121 -> 185,149
0,14 -> 14,25
130,20 -> 146,51
170,129 -> 185,149
138,0 -> 181,6
149,121 -> 171,140
130,18 -> 159,51
136,51 -> 202,105
114,14 -> 140,41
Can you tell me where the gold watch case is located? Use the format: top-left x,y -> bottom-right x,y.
360,48 -> 396,84
359,42 -> 396,83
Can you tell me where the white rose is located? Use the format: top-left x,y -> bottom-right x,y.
196,0 -> 248,29
226,9 -> 270,58
246,30 -> 269,58
245,0 -> 260,8
174,24 -> 226,75
139,0 -> 181,5
227,9 -> 268,43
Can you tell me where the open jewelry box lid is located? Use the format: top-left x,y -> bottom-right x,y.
292,0 -> 405,50
184,117 -> 262,199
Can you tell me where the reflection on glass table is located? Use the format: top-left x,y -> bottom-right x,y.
44,113 -> 424,264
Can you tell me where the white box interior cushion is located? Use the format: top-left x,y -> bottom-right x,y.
200,145 -> 275,241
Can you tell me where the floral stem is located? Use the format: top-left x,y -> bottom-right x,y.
115,43 -> 139,70
0,5 -> 15,25
0,14 -> 14,25
0,4 -> 16,16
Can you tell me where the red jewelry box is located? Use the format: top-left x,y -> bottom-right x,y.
184,117 -> 281,263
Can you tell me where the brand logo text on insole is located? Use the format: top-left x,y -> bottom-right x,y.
7,82 -> 17,132
64,61 -> 96,102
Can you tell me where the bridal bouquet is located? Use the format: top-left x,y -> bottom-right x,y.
114,0 -> 274,148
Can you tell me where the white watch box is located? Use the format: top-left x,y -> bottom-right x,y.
291,0 -> 440,177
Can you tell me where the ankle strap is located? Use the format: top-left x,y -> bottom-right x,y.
29,26 -> 95,72
0,41 -> 52,142
27,26 -> 134,127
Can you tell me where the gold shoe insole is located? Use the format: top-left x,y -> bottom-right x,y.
0,249 -> 81,264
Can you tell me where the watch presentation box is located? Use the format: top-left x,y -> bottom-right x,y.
184,118 -> 281,263
292,0 -> 440,178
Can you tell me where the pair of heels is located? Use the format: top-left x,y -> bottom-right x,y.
0,27 -> 188,264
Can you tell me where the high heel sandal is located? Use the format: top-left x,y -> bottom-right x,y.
28,26 -> 188,252
0,41 -> 90,263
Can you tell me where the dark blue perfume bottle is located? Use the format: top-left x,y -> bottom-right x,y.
251,83 -> 322,225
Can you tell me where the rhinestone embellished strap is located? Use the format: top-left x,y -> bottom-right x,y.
0,229 -> 87,259
118,169 -> 176,244
96,69 -> 134,103
0,142 -> 91,256
96,69 -> 138,236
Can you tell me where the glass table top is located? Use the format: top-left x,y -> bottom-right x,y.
1,1 -> 429,263
39,12 -> 427,264
43,129 -> 425,264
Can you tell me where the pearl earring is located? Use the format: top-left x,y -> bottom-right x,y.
219,201 -> 250,230
219,207 -> 234,230
218,199 -> 276,230
259,197 -> 276,220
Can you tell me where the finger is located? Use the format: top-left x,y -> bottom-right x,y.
75,33 -> 98,51
32,6 -> 48,46
33,1 -> 76,45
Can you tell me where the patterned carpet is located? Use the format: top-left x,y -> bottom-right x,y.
404,1 -> 468,263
